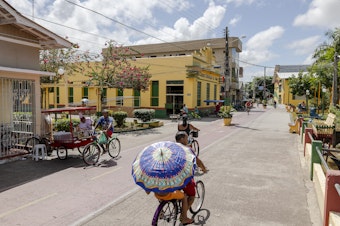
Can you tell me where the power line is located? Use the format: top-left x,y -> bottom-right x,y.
64,0 -> 190,52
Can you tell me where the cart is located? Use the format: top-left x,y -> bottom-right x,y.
41,106 -> 97,160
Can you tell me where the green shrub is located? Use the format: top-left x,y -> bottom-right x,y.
133,109 -> 155,122
113,111 -> 128,127
54,118 -> 80,132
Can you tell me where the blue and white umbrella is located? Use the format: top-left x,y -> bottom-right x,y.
132,141 -> 196,193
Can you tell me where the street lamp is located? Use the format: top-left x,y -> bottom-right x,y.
58,67 -> 68,107
306,89 -> 310,114
322,85 -> 326,115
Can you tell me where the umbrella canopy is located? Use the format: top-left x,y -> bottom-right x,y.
132,141 -> 196,193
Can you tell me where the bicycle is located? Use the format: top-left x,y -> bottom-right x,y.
82,130 -> 121,165
189,130 -> 199,156
152,180 -> 205,226
246,106 -> 251,115
24,134 -> 53,156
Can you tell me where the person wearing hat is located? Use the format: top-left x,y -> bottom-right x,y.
77,113 -> 93,137
94,109 -> 114,139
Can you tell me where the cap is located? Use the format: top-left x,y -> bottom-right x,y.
102,109 -> 109,113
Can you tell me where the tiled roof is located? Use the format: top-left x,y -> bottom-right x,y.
276,65 -> 310,73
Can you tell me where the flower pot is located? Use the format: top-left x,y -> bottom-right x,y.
223,117 -> 232,126
263,105 -> 267,109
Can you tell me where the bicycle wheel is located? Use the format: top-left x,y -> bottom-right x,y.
191,140 -> 200,156
82,143 -> 100,165
108,137 -> 121,159
152,200 -> 178,226
57,146 -> 68,160
24,137 -> 40,153
190,180 -> 205,214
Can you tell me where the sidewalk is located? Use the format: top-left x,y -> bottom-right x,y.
79,106 -> 322,226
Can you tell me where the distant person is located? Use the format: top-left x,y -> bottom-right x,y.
181,104 -> 189,117
298,101 -> 306,113
215,102 -> 221,115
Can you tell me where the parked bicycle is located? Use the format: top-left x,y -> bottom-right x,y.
151,180 -> 205,226
24,134 -> 52,156
82,130 -> 121,165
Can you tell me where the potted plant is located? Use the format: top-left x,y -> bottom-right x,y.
218,105 -> 233,126
262,99 -> 267,109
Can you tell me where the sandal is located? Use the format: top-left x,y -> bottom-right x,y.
180,218 -> 194,225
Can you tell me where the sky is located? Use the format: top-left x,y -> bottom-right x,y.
6,0 -> 340,82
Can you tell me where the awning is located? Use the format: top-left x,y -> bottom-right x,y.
203,100 -> 225,103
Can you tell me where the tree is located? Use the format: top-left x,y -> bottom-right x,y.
248,76 -> 274,100
40,44 -> 81,83
80,40 -> 151,111
288,71 -> 312,96
311,27 -> 340,106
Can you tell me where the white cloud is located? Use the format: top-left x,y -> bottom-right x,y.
226,0 -> 256,7
241,26 -> 285,64
293,0 -> 340,29
287,35 -> 321,55
134,1 -> 226,44
229,15 -> 241,26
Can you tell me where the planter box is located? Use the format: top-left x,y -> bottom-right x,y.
223,118 -> 232,126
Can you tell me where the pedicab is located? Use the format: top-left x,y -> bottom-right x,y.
41,106 -> 96,160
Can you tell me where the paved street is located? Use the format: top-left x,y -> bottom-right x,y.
0,105 -> 321,226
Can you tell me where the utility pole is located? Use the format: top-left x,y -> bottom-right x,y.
263,67 -> 266,100
333,52 -> 338,106
253,78 -> 256,101
224,26 -> 229,105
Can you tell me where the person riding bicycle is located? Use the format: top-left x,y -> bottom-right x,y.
245,100 -> 252,112
176,131 -> 207,173
178,115 -> 199,145
94,109 -> 114,139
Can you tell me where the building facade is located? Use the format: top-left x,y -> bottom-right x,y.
0,0 -> 72,159
41,38 -> 243,117
272,65 -> 310,106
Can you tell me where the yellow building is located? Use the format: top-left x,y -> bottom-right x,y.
41,47 -> 222,118
273,65 -> 310,106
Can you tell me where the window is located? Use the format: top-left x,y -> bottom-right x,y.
151,81 -> 159,106
197,82 -> 201,106
206,83 -> 210,105
56,87 -> 60,104
214,84 -> 217,100
116,88 -> 123,105
68,87 -> 73,104
134,89 -> 140,107
82,87 -> 89,99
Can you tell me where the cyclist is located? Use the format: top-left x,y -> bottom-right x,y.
178,115 -> 199,145
176,131 -> 207,173
93,110 -> 114,150
245,100 -> 252,114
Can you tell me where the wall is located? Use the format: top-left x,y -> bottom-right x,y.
0,41 -> 39,70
